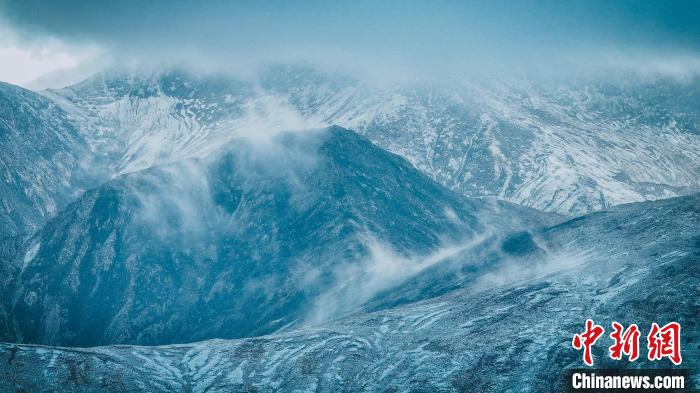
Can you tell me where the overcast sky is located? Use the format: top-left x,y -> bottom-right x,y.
1,0 -> 699,86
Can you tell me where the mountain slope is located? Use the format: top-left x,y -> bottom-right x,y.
0,126 -> 556,347
2,194 -> 697,392
0,82 -> 99,237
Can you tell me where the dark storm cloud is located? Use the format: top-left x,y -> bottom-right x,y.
1,0 -> 699,76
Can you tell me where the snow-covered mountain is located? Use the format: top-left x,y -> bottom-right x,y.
13,66 -> 697,241
0,64 -> 698,392
44,66 -> 700,216
41,70 -> 321,176
2,194 -> 697,392
0,126 -> 557,347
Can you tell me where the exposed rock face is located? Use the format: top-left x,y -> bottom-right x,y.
0,83 -> 98,237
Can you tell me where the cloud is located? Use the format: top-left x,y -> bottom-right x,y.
126,160 -> 215,240
1,0 -> 699,83
0,24 -> 101,86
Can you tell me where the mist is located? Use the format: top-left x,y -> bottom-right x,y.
1,0 -> 699,85
304,235 -> 488,325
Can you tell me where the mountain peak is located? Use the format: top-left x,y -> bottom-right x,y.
1,123 -> 554,346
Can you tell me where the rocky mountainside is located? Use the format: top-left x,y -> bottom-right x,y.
0,126 -> 556,347
0,83 -> 100,237
44,66 -> 700,215
2,194 -> 697,392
